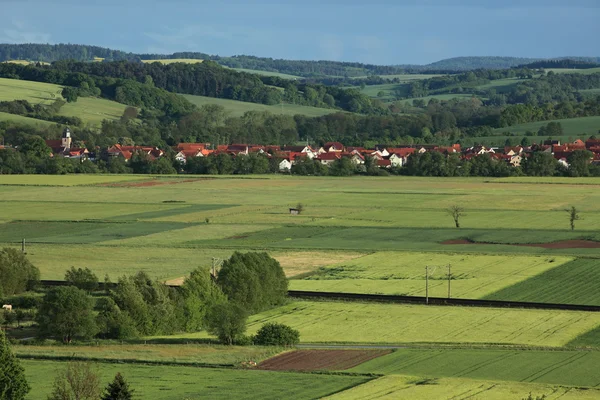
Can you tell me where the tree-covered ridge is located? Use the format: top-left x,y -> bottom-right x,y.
520,59 -> 600,70
2,44 -> 599,77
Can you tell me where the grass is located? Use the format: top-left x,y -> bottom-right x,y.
349,348 -> 600,387
493,115 -> 600,136
0,77 -> 130,127
0,111 -> 56,126
230,67 -> 302,80
141,58 -> 204,64
0,174 -> 150,186
327,374 -> 600,399
399,93 -> 479,105
170,301 -> 600,347
290,252 -> 572,298
547,68 -> 600,75
14,343 -> 280,365
181,93 -> 338,117
22,359 -> 368,400
484,259 -> 600,306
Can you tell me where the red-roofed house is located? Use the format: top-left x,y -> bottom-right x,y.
317,152 -> 342,165
377,159 -> 392,168
323,142 -> 344,153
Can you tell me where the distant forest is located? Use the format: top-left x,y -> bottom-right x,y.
2,44 -> 599,77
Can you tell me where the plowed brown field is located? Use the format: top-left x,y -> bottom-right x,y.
258,349 -> 391,371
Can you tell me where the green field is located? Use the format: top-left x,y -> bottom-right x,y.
239,301 -> 600,346
230,67 -> 302,80
0,111 -> 55,126
328,375 -> 600,400
22,360 -> 367,400
493,115 -> 600,136
484,259 -> 600,305
290,252 -> 572,298
181,93 -> 338,117
476,77 -> 522,93
400,93 -> 479,105
350,348 -> 600,387
547,68 -> 600,75
0,77 -> 129,127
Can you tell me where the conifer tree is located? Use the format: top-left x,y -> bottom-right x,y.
101,373 -> 134,400
0,330 -> 30,400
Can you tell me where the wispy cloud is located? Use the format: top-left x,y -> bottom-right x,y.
0,21 -> 51,44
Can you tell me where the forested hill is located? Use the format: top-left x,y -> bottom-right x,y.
3,43 -> 600,77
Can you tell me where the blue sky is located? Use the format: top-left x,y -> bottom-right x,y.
2,0 -> 599,65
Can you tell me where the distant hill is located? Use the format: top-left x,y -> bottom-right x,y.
1,43 -> 599,77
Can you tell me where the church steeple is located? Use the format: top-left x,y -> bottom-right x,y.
61,127 -> 72,150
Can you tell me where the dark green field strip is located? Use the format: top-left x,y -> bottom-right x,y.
0,221 -> 197,244
349,348 -> 600,387
106,204 -> 234,221
569,325 -> 600,347
186,225 -> 600,250
483,259 -> 600,306
23,360 -> 369,400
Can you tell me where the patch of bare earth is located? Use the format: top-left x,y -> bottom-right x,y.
442,239 -> 600,249
258,350 -> 391,371
274,251 -> 367,278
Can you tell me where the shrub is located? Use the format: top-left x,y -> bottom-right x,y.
254,323 -> 300,346
65,267 -> 99,291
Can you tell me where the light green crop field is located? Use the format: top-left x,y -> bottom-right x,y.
476,77 -> 522,93
239,301 -> 600,346
350,348 -> 600,387
327,375 -> 600,400
0,77 -> 130,126
181,93 -> 338,117
290,252 -> 572,297
493,115 -> 600,136
14,344 -> 280,365
22,360 -> 367,400
141,58 -> 204,64
0,111 -> 55,126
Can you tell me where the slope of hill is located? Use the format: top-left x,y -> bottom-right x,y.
181,94 -> 338,118
493,116 -> 600,136
0,77 -> 129,127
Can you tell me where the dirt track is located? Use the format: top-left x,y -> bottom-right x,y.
442,239 -> 600,249
257,349 -> 391,371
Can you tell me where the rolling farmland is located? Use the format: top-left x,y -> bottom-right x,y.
493,115 -> 600,136
22,360 -> 367,400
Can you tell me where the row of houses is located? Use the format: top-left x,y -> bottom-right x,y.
37,129 -> 600,171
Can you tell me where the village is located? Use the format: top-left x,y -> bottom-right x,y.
30,127 -> 600,172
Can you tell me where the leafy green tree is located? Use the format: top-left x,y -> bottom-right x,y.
217,252 -> 288,314
329,157 -> 356,177
254,323 -> 300,346
520,137 -> 531,147
180,268 -> 227,332
48,362 -> 100,400
95,298 -> 138,340
567,150 -> 592,177
36,286 -> 97,343
18,136 -> 51,159
205,302 -> 248,345
0,330 -> 30,400
522,152 -> 558,176
101,373 -> 134,400
64,267 -> 99,292
0,248 -> 40,296
61,87 -> 79,103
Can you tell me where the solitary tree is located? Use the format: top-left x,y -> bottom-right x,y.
48,362 -> 101,400
566,206 -> 580,231
447,205 -> 464,228
36,286 -> 97,343
296,203 -> 304,214
101,373 -> 134,400
254,323 -> 300,346
0,330 -> 30,400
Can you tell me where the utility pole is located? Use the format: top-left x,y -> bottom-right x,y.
212,257 -> 217,277
425,266 -> 429,305
447,264 -> 451,299
21,238 -> 25,253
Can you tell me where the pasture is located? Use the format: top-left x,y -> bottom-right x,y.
181,93 -> 338,117
350,348 -> 600,387
22,359 -> 367,400
328,375 -> 600,400
240,301 -> 600,346
290,252 -> 572,298
547,67 -> 600,75
230,67 -> 302,80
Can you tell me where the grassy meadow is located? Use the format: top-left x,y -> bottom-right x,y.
181,93 -> 337,117
493,115 -> 600,136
